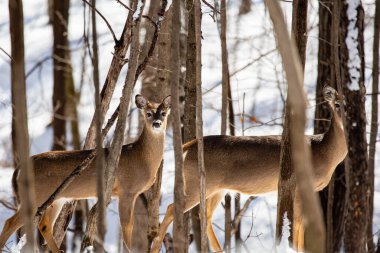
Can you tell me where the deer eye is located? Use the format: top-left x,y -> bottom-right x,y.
161,112 -> 167,117
146,112 -> 152,117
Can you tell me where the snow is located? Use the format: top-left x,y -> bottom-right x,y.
133,0 -> 144,21
276,213 -> 297,253
345,0 -> 362,91
0,0 -> 378,252
10,234 -> 26,253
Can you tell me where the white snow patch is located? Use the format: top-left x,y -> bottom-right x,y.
345,0 -> 361,91
10,234 -> 26,253
133,0 -> 144,20
276,212 -> 297,253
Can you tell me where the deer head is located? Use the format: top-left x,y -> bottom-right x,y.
135,94 -> 171,133
323,85 -> 345,116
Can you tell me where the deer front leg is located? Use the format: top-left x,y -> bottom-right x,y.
293,192 -> 305,252
119,193 -> 138,252
38,199 -> 65,253
0,208 -> 23,250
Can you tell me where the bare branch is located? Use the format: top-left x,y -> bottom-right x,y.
115,0 -> 133,12
82,0 -> 118,43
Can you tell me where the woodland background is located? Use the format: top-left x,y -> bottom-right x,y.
0,0 -> 379,252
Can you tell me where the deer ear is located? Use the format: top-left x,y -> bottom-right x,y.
162,95 -> 171,109
135,95 -> 148,109
323,86 -> 337,102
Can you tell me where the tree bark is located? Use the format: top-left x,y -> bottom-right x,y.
91,0 -> 106,250
224,194 -> 231,253
276,0 -> 307,244
145,4 -> 172,249
265,1 -> 325,252
52,0 -> 69,151
341,1 -> 369,252
367,0 -> 379,251
9,0 -> 36,250
220,0 -> 229,136
194,0 -> 207,252
172,0 -> 186,251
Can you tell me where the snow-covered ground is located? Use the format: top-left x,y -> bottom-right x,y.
0,0 -> 379,252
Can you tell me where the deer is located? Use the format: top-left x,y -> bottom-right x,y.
150,86 -> 347,253
0,94 -> 171,253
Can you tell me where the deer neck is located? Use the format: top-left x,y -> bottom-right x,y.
320,108 -> 347,165
135,125 -> 166,169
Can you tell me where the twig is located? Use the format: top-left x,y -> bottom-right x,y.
0,47 -> 14,61
231,196 -> 256,235
201,0 -> 220,14
82,0 -> 118,43
115,0 -> 133,12
25,56 -> 51,79
135,0 -> 168,80
0,199 -> 17,211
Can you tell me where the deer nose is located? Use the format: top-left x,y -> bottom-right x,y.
153,121 -> 162,128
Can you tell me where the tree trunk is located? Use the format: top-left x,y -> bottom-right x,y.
9,0 -> 36,250
183,0 -> 202,250
81,0 -> 145,250
194,0 -> 207,251
224,194 -> 231,253
145,5 -> 172,250
52,0 -> 69,151
276,0 -> 307,243
91,0 -> 107,250
265,1 -> 325,252
341,1 -> 369,252
367,0 -> 379,251
172,0 -> 186,251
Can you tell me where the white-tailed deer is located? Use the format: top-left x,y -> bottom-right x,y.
150,86 -> 347,252
0,94 -> 171,253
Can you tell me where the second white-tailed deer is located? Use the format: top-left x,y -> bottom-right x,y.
0,94 -> 171,253
150,86 -> 347,252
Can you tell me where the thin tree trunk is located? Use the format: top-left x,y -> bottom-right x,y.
265,1 -> 325,253
9,0 -> 36,251
146,5 -> 172,250
315,2 -> 334,251
49,0 -> 78,248
224,194 -> 231,253
368,1 -> 379,252
172,0 -> 186,251
81,0 -> 145,250
194,0 -> 207,251
276,0 -> 307,243
91,0 -> 106,250
220,3 -> 231,251
52,0 -> 69,151
220,0 -> 229,135
341,1 -> 369,252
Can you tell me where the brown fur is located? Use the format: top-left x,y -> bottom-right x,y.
0,95 -> 171,253
151,87 -> 347,252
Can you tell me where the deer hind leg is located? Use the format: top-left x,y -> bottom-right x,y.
0,208 -> 23,250
119,193 -> 138,252
293,193 -> 305,252
204,191 -> 223,252
38,199 -> 65,253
